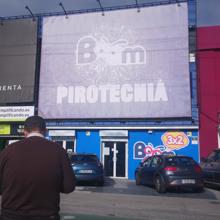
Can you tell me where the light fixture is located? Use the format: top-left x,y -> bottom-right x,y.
135,0 -> 141,13
97,0 -> 105,16
25,5 -> 36,21
59,2 -> 68,18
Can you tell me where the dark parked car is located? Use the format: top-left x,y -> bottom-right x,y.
70,153 -> 105,186
201,148 -> 220,187
135,155 -> 203,193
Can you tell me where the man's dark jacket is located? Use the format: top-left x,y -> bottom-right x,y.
0,136 -> 76,218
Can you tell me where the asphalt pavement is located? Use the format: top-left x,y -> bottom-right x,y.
1,178 -> 220,220
60,178 -> 220,220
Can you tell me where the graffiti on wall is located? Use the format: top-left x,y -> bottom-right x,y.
134,131 -> 190,159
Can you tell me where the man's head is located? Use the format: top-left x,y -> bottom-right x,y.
24,116 -> 46,137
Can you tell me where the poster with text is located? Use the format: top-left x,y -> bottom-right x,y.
39,3 -> 191,119
0,19 -> 37,103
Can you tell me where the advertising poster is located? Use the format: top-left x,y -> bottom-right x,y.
39,3 -> 191,119
0,106 -> 35,121
129,130 -> 199,179
0,19 -> 37,103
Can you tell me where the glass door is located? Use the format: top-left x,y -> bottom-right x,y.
102,141 -> 127,178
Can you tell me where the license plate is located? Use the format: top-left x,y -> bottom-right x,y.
79,170 -> 93,174
182,179 -> 195,184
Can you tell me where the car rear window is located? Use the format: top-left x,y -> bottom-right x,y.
165,157 -> 195,167
71,155 -> 99,163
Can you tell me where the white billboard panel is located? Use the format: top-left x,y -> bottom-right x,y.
39,3 -> 191,119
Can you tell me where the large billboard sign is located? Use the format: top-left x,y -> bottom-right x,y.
0,19 -> 37,103
39,3 -> 191,119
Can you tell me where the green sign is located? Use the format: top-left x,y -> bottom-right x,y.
0,124 -> 10,135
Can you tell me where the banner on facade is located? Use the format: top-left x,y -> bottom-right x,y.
39,2 -> 191,119
0,19 -> 37,103
0,106 -> 35,121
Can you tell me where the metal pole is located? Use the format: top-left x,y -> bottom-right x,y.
25,5 -> 36,21
59,2 -> 68,18
97,0 -> 105,16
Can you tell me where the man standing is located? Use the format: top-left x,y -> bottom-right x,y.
0,116 -> 76,220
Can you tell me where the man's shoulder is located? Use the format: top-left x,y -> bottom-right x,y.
27,136 -> 62,147
5,139 -> 25,149
8,137 -> 61,150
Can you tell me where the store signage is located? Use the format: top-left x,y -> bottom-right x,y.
39,2 -> 191,119
134,141 -> 176,160
0,124 -> 10,135
48,130 -> 75,136
100,130 -> 128,137
161,131 -> 189,151
0,106 -> 35,121
134,131 -> 189,159
0,19 -> 37,103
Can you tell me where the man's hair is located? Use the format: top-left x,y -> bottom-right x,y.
24,116 -> 46,133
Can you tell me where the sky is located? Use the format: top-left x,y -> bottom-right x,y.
197,0 -> 220,27
0,0 -> 220,26
0,0 -> 168,17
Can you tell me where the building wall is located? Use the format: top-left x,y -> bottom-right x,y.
76,130 -> 101,157
197,26 -> 220,157
0,1 -> 200,181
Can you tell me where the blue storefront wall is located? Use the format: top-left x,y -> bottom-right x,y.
76,130 -> 101,160
128,130 -> 199,179
74,129 -> 199,180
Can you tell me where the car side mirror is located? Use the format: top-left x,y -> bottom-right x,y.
201,157 -> 208,163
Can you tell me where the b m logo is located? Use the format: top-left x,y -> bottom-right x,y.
76,35 -> 147,66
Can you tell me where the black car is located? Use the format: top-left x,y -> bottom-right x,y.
201,148 -> 220,187
135,155 -> 203,193
70,153 -> 105,186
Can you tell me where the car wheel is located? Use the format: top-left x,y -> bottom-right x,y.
154,176 -> 166,193
193,187 -> 203,193
135,172 -> 141,185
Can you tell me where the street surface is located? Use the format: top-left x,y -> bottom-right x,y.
1,178 -> 219,220
60,178 -> 220,220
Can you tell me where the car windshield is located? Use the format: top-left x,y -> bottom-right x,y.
216,151 -> 220,161
71,155 -> 99,163
165,157 -> 195,167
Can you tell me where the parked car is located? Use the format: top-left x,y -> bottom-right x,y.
135,155 -> 203,193
70,153 -> 105,186
200,148 -> 220,187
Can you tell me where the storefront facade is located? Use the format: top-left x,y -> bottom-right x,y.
46,127 -> 199,179
0,1 -> 199,180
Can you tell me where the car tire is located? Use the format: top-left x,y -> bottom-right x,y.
135,172 -> 141,185
154,176 -> 166,193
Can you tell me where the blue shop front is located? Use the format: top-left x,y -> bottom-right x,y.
47,127 -> 199,180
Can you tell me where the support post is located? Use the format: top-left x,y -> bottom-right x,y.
97,0 -> 105,16
59,2 -> 68,18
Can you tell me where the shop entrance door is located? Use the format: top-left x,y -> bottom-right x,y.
102,141 -> 127,178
